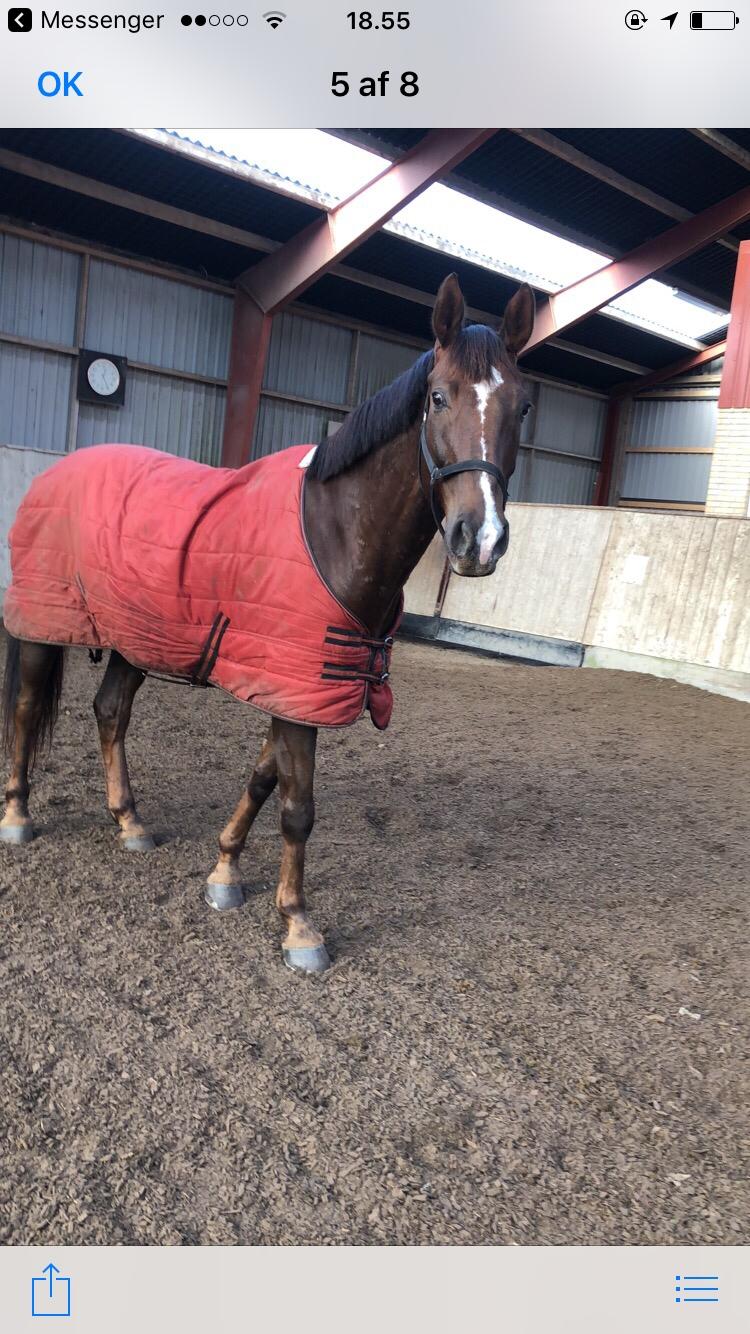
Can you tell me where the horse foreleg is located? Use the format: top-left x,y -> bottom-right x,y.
272,718 -> 329,975
93,651 -> 153,851
205,726 -> 277,911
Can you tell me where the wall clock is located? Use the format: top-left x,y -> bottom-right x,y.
77,349 -> 127,407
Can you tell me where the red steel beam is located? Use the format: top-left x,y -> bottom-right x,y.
525,185 -> 750,353
610,338 -> 727,398
719,240 -> 750,409
593,398 -> 621,506
238,129 -> 495,314
222,293 -> 273,470
223,129 -> 494,466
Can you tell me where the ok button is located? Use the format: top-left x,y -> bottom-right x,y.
37,70 -> 84,96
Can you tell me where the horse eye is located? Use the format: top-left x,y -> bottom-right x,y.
431,391 -> 447,409
520,401 -> 533,420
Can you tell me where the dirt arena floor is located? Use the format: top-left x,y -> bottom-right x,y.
0,635 -> 748,1245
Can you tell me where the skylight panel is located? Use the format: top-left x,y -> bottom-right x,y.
167,128 -> 729,345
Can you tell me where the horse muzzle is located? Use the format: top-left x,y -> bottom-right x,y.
446,514 -> 510,576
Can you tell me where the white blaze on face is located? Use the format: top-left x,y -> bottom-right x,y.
473,367 -> 504,564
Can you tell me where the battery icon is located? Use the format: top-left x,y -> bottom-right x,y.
690,9 -> 739,25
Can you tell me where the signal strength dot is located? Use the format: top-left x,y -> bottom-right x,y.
263,9 -> 286,27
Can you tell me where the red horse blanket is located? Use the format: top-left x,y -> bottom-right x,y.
4,444 -> 398,730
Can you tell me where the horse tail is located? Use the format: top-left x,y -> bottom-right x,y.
2,635 -> 65,768
2,633 -> 22,756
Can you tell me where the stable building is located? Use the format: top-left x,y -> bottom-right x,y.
1,128 -> 748,699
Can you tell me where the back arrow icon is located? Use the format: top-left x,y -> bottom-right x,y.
662,11 -> 678,25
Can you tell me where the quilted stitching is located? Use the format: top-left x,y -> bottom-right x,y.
5,443 -> 398,730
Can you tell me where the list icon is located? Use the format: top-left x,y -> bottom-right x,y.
675,1273 -> 719,1304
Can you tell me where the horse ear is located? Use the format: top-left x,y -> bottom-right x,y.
502,284 -> 535,358
432,273 -> 465,348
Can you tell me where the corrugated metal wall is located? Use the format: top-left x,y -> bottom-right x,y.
0,232 -> 79,451
264,311 -> 352,404
253,397 -> 346,459
617,359 -> 721,511
253,313 -> 608,504
0,229 -> 231,465
0,232 -> 79,343
526,384 -> 605,505
85,260 -> 233,380
0,345 -> 72,452
629,397 -> 719,449
77,371 -> 226,464
354,333 -> 418,401
2,226 -> 615,504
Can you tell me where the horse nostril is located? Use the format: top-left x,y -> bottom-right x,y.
451,519 -> 475,559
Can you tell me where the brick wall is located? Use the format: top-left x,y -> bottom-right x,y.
705,408 -> 750,518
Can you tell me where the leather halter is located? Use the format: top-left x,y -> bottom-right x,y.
418,399 -> 510,546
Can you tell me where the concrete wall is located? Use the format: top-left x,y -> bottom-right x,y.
403,535 -> 445,619
440,503 -> 614,644
584,510 -> 749,674
404,502 -> 750,701
0,444 -> 64,591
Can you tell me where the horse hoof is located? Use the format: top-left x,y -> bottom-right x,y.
0,822 -> 33,845
204,881 -> 246,911
121,833 -> 156,852
282,943 -> 331,975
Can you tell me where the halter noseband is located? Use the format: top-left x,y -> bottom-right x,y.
418,399 -> 510,544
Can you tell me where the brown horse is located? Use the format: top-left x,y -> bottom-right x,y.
0,274 -> 534,973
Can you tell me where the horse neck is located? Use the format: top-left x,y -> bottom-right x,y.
304,420 -> 437,634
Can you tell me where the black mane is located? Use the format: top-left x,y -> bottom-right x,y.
307,324 -> 506,482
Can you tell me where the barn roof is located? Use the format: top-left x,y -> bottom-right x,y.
1,127 -> 745,393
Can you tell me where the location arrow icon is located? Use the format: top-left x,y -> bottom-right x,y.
662,11 -> 679,26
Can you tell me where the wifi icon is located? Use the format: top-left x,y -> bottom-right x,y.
263,9 -> 286,26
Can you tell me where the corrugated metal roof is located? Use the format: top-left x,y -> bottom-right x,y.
562,311 -> 696,366
2,127 -> 743,394
343,128 -> 745,309
0,129 -> 320,242
348,229 -> 525,318
0,165 -> 264,283
160,130 -> 341,210
552,130 -> 749,214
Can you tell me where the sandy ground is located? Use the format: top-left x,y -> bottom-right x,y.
0,636 -> 748,1245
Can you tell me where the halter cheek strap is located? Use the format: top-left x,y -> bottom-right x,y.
418,402 -> 510,541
